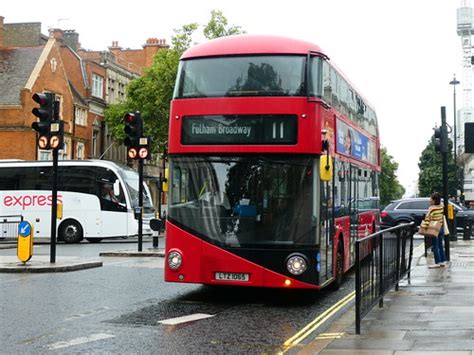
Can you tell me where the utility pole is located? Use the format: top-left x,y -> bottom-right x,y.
441,107 -> 450,261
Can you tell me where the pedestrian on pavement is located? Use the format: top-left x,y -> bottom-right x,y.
424,192 -> 447,268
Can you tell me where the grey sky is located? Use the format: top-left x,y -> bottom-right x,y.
2,0 -> 465,194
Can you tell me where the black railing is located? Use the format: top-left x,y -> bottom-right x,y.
355,222 -> 415,334
0,215 -> 24,240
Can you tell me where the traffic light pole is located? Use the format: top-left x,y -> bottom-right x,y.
50,148 -> 58,263
138,158 -> 144,252
441,107 -> 450,261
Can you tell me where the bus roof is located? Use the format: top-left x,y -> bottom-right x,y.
181,34 -> 325,59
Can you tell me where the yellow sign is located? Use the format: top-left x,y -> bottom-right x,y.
447,204 -> 454,220
57,202 -> 63,220
320,155 -> 333,181
17,221 -> 34,263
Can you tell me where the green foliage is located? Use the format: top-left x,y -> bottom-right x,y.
105,10 -> 244,155
203,10 -> 245,39
418,137 -> 456,197
380,147 -> 405,206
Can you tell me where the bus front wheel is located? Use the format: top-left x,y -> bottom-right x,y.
59,220 -> 83,244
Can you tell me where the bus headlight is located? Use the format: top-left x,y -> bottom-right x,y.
167,251 -> 183,270
286,254 -> 308,275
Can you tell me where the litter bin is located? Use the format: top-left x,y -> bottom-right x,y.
463,221 -> 472,240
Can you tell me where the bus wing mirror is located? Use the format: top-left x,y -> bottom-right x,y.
162,168 -> 169,192
320,156 -> 333,181
113,180 -> 120,196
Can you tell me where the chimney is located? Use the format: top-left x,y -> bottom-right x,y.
143,38 -> 169,67
0,16 -> 4,48
63,29 -> 79,51
49,28 -> 64,42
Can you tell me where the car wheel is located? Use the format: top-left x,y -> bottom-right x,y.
59,219 -> 83,244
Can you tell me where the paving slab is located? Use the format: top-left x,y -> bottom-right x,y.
0,255 -> 102,273
300,240 -> 474,354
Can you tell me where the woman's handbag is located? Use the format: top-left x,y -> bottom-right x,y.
443,216 -> 450,235
418,220 -> 442,237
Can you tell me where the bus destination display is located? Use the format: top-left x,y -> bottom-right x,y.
181,115 -> 297,145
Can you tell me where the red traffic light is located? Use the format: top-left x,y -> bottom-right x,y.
124,113 -> 136,124
32,93 -> 50,106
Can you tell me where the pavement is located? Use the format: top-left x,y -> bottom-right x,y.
301,238 -> 474,354
0,235 -> 165,273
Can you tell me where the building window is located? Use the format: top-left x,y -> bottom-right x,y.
59,142 -> 68,160
75,107 -> 87,126
39,150 -> 51,161
92,74 -> 104,98
77,142 -> 85,160
92,130 -> 99,158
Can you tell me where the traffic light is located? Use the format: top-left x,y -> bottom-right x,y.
124,112 -> 142,147
124,112 -> 148,159
465,122 -> 474,153
434,126 -> 448,153
32,93 -> 54,149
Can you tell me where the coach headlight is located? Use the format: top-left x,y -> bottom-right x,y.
286,253 -> 308,275
167,250 -> 183,270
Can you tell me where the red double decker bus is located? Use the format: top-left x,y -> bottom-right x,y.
165,35 -> 380,289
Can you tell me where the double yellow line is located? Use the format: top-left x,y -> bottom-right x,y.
281,291 -> 355,353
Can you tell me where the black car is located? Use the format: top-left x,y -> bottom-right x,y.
380,197 -> 474,233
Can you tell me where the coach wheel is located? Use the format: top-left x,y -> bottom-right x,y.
86,238 -> 103,243
59,219 -> 83,244
331,248 -> 344,290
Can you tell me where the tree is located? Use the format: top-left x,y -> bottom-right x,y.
203,10 -> 245,39
380,147 -> 405,207
104,11 -> 244,155
418,136 -> 456,197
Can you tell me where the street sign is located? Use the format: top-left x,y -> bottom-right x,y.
50,136 -> 60,149
138,147 -> 149,159
128,147 -> 138,159
17,221 -> 33,263
18,221 -> 31,237
38,136 -> 49,149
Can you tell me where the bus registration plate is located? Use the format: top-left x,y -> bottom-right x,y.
215,272 -> 249,282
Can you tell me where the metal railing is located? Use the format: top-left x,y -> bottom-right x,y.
0,215 -> 24,240
355,222 -> 415,334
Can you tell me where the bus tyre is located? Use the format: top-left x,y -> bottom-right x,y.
331,249 -> 344,290
59,220 -> 83,244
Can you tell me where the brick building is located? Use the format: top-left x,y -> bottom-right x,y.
0,15 -> 169,164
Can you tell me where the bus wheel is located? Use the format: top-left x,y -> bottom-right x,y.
331,249 -> 344,290
86,238 -> 102,243
59,220 -> 83,244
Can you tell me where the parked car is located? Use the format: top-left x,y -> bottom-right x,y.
380,197 -> 474,233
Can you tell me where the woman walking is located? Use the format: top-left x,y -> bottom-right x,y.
424,192 -> 447,268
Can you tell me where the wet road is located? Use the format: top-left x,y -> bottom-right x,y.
0,240 -> 356,354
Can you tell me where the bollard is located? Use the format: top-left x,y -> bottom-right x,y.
463,221 -> 472,240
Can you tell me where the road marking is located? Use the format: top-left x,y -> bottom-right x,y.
281,291 -> 355,353
315,332 -> 345,339
158,313 -> 215,325
48,333 -> 115,350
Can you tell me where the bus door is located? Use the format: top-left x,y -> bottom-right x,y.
318,167 -> 334,284
350,165 -> 360,256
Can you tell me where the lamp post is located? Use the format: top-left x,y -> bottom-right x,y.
449,75 -> 460,201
